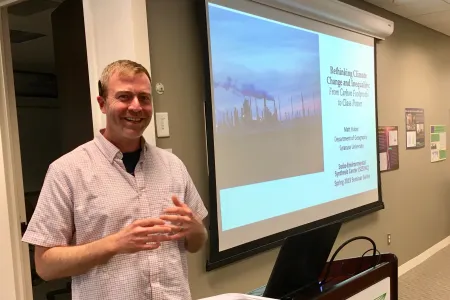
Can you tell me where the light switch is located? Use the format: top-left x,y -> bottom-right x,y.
155,112 -> 170,137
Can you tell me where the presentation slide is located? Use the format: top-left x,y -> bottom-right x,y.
206,1 -> 378,251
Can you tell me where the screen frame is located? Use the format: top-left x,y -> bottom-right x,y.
196,0 -> 384,272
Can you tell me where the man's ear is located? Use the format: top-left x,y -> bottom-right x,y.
97,96 -> 107,114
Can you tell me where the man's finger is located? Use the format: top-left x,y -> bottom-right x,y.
161,223 -> 180,231
168,231 -> 188,240
171,195 -> 187,207
163,207 -> 190,215
164,224 -> 185,235
134,218 -> 165,227
141,242 -> 161,251
160,214 -> 190,223
134,229 -> 173,242
139,225 -> 173,235
134,236 -> 168,244
151,223 -> 184,236
147,234 -> 173,243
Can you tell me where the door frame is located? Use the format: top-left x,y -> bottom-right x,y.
0,0 -> 33,299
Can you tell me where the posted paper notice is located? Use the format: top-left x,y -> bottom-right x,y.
430,125 -> 446,162
377,126 -> 399,172
405,108 -> 425,149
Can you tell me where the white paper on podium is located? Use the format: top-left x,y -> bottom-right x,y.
198,293 -> 276,300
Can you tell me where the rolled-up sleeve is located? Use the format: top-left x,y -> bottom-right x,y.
22,163 -> 74,247
181,163 -> 208,221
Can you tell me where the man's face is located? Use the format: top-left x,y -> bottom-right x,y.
98,71 -> 152,141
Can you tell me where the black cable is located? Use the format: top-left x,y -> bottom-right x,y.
329,247 -> 381,284
322,246 -> 381,286
320,236 -> 377,286
355,248 -> 381,276
362,248 -> 382,266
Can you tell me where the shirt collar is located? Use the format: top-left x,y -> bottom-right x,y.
94,129 -> 149,163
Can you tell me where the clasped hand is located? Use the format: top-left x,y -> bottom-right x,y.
111,196 -> 202,254
160,195 -> 203,240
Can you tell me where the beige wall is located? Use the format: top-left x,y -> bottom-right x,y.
146,0 -> 450,298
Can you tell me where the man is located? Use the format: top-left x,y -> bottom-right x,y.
22,60 -> 208,300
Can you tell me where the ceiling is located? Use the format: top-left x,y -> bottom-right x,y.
364,0 -> 450,36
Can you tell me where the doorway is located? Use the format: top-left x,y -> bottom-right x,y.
7,0 -> 93,298
0,0 -> 154,298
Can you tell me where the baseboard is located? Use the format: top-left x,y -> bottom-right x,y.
398,236 -> 450,277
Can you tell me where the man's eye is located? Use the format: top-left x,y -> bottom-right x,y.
139,95 -> 151,102
118,95 -> 130,101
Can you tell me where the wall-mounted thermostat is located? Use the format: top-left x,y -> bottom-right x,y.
155,82 -> 165,95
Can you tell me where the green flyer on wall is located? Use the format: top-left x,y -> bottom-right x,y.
430,125 -> 446,162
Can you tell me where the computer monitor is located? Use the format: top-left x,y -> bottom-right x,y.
263,222 -> 342,299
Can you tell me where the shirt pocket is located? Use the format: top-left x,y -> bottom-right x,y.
73,180 -> 139,242
156,175 -> 186,214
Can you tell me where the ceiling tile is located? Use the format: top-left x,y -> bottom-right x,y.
363,0 -> 450,37
392,0 -> 421,5
410,9 -> 450,30
364,0 -> 394,5
385,0 -> 450,17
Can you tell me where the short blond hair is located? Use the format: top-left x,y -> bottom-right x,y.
98,60 -> 151,98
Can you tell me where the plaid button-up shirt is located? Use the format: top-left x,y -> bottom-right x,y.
23,133 -> 208,300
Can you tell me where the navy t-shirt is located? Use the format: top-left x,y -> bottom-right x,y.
122,148 -> 141,176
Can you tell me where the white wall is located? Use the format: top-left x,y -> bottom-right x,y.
82,0 -> 156,145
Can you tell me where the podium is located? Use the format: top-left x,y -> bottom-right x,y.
288,253 -> 398,299
201,223 -> 398,300
200,253 -> 397,300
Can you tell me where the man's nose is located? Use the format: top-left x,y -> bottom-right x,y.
129,96 -> 142,112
